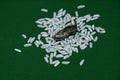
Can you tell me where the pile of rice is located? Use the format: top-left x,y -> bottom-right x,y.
14,5 -> 106,67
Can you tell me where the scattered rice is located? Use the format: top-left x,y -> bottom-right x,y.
14,4 -> 106,67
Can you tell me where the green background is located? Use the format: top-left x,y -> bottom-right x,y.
0,0 -> 120,80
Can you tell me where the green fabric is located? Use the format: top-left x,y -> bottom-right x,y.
0,0 -> 119,80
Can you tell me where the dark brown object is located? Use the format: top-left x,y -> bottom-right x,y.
53,21 -> 77,41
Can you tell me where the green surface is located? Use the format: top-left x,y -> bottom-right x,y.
0,0 -> 120,80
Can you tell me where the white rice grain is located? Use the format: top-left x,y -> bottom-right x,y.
37,34 -> 41,40
27,37 -> 35,43
34,41 -> 40,47
44,57 -> 49,63
91,14 -> 100,20
53,52 -> 57,57
62,61 -> 70,65
41,8 -> 48,12
37,25 -> 45,28
91,32 -> 96,35
77,5 -> 85,9
93,14 -> 100,18
71,19 -> 75,25
80,44 -> 87,50
75,11 -> 79,17
24,43 -> 32,47
62,10 -> 66,16
80,59 -> 85,66
93,36 -> 98,42
54,60 -> 60,67
52,60 -> 59,64
63,55 -> 71,60
55,54 -> 63,58
92,25 -> 95,30
45,54 -> 49,58
21,34 -> 27,39
50,53 -> 54,64
14,48 -> 22,53
89,42 -> 93,48
41,32 -> 48,37
53,12 -> 56,17
41,44 -> 50,49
